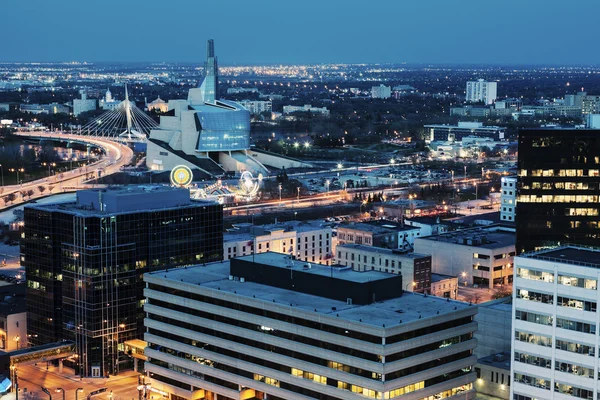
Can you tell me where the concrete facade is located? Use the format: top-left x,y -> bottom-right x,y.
474,298 -> 512,359
414,226 -> 515,289
474,353 -> 510,400
500,176 -> 517,223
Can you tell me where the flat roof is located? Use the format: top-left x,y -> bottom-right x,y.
148,261 -> 473,328
478,352 -> 511,371
431,273 -> 457,282
417,226 -> 515,249
338,221 -> 419,234
337,243 -> 429,259
521,246 -> 600,268
236,252 -> 391,283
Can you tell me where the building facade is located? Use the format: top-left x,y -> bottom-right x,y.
371,84 -> 392,99
516,129 -> 600,253
474,353 -> 510,400
414,226 -> 515,289
282,104 -> 330,116
425,122 -> 505,143
500,176 -> 517,222
0,285 -> 27,352
336,221 -> 422,252
143,253 -> 478,400
23,187 -> 223,377
335,244 -> 432,292
240,100 -> 272,115
466,79 -> 497,105
511,245 -> 600,400
73,91 -> 97,117
224,221 -> 333,264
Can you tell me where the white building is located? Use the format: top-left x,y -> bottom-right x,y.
143,253 -> 478,400
282,104 -> 330,116
414,226 -> 515,289
511,245 -> 600,400
224,221 -> 333,264
336,221 -> 422,252
500,176 -> 517,222
240,100 -> 272,115
73,90 -> 97,117
99,88 -> 127,110
371,84 -> 392,99
335,244 -> 432,292
466,79 -> 497,105
586,114 -> 600,129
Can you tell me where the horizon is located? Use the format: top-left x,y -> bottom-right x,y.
2,0 -> 600,64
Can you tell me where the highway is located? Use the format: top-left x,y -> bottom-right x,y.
0,132 -> 134,210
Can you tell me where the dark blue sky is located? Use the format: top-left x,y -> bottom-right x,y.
2,0 -> 598,65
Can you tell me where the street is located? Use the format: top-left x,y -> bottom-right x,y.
6,364 -> 140,400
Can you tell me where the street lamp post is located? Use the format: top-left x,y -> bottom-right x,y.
10,168 -> 24,186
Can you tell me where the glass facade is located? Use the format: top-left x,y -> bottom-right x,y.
23,200 -> 223,377
517,129 -> 600,253
194,101 -> 250,152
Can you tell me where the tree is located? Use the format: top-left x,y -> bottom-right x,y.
5,193 -> 15,204
26,189 -> 34,198
38,185 -> 46,195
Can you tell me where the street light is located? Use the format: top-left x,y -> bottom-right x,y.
9,168 -> 24,186
278,183 -> 282,203
390,158 -> 395,165
337,163 -> 343,170
360,200 -> 367,214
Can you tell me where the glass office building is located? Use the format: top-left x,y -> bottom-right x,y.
194,100 -> 250,152
23,187 -> 223,377
517,129 -> 600,253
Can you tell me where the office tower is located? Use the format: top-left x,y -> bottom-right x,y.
511,245 -> 600,400
23,187 -> 223,377
144,252 -> 478,400
516,129 -> 600,253
466,79 -> 497,105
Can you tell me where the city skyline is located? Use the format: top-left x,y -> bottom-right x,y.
3,0 -> 600,65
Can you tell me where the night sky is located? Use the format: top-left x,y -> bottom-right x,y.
2,0 -> 598,65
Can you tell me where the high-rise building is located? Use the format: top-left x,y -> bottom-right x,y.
516,129 -> 600,253
511,245 -> 600,400
23,187 -> 223,377
143,252 -> 478,400
466,79 -> 497,105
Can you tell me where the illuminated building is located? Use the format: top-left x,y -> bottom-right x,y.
0,284 -> 26,352
23,186 -> 222,377
143,252 -> 477,400
466,79 -> 497,105
516,129 -> 600,253
424,122 -> 505,143
511,245 -> 600,400
500,176 -> 517,223
72,90 -> 97,117
282,104 -> 330,116
224,220 -> 333,264
147,97 -> 169,113
239,100 -> 272,115
147,39 -> 310,177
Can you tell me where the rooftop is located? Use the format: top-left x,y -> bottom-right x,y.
236,252 -> 391,283
337,243 -> 429,259
147,260 -> 473,328
478,352 -> 511,371
27,186 -> 217,216
520,245 -> 600,268
417,226 -> 515,249
338,220 -> 420,234
432,273 -> 458,283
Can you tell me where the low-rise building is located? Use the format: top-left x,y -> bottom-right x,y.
224,221 -> 333,264
430,273 -> 459,299
336,220 -> 422,252
474,298 -> 512,359
282,104 -> 330,116
147,97 -> 168,113
475,352 -> 510,400
335,244 -> 431,292
424,122 -> 505,143
240,100 -> 272,115
404,216 -> 449,237
414,226 -> 515,289
143,252 -> 478,400
0,284 -> 26,352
